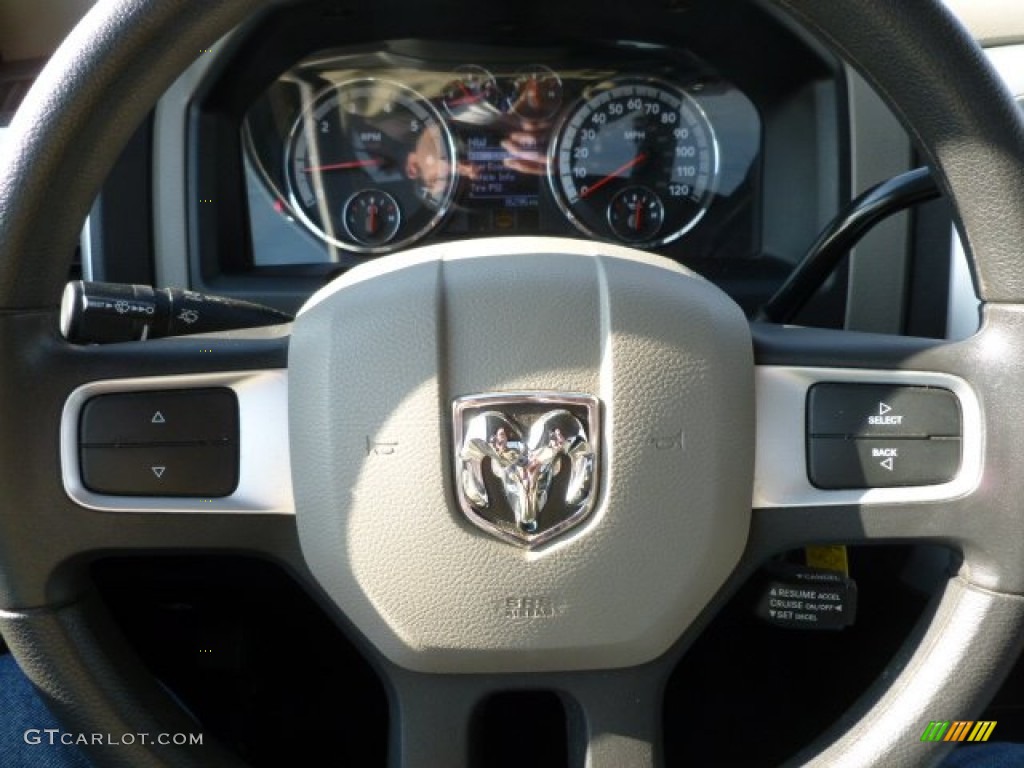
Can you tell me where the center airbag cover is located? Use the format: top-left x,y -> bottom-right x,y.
289,238 -> 754,673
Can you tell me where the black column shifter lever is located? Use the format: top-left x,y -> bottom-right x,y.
60,281 -> 293,343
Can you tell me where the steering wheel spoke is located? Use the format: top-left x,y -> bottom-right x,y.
568,668 -> 665,768
749,317 -> 1024,592
0,312 -> 296,608
387,672 -> 481,768
384,664 -> 667,768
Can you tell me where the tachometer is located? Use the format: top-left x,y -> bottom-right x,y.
285,79 -> 457,254
550,80 -> 718,247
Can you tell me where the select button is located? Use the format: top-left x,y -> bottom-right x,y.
807,384 -> 961,439
808,437 -> 961,490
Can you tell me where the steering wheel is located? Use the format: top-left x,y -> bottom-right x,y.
2,1 -> 1024,766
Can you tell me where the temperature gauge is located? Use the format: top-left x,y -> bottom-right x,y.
509,66 -> 563,121
343,189 -> 401,247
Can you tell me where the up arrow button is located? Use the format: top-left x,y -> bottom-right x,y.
79,389 -> 238,445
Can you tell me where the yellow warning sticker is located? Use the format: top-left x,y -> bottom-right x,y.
805,545 -> 849,576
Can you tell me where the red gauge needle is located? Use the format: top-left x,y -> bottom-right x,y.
634,199 -> 644,232
580,153 -> 648,199
367,204 -> 378,235
446,81 -> 485,108
303,158 -> 382,173
525,80 -> 540,110
447,93 -> 485,108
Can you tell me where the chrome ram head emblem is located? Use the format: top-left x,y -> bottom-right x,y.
453,393 -> 599,547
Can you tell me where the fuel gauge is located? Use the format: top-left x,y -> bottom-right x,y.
607,186 -> 665,243
442,65 -> 501,118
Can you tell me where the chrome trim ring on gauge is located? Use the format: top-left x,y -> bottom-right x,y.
549,78 -> 720,248
284,78 -> 458,255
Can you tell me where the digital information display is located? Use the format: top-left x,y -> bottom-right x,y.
463,133 -> 540,209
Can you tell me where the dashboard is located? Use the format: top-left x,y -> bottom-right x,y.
241,45 -> 760,267
151,0 -> 848,317
0,0 -> 962,334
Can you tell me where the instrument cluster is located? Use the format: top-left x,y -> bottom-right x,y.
242,44 -> 761,267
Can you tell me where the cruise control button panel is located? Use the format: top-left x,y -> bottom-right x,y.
79,388 -> 239,497
806,384 -> 962,490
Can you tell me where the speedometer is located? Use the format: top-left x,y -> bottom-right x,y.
550,80 -> 718,247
